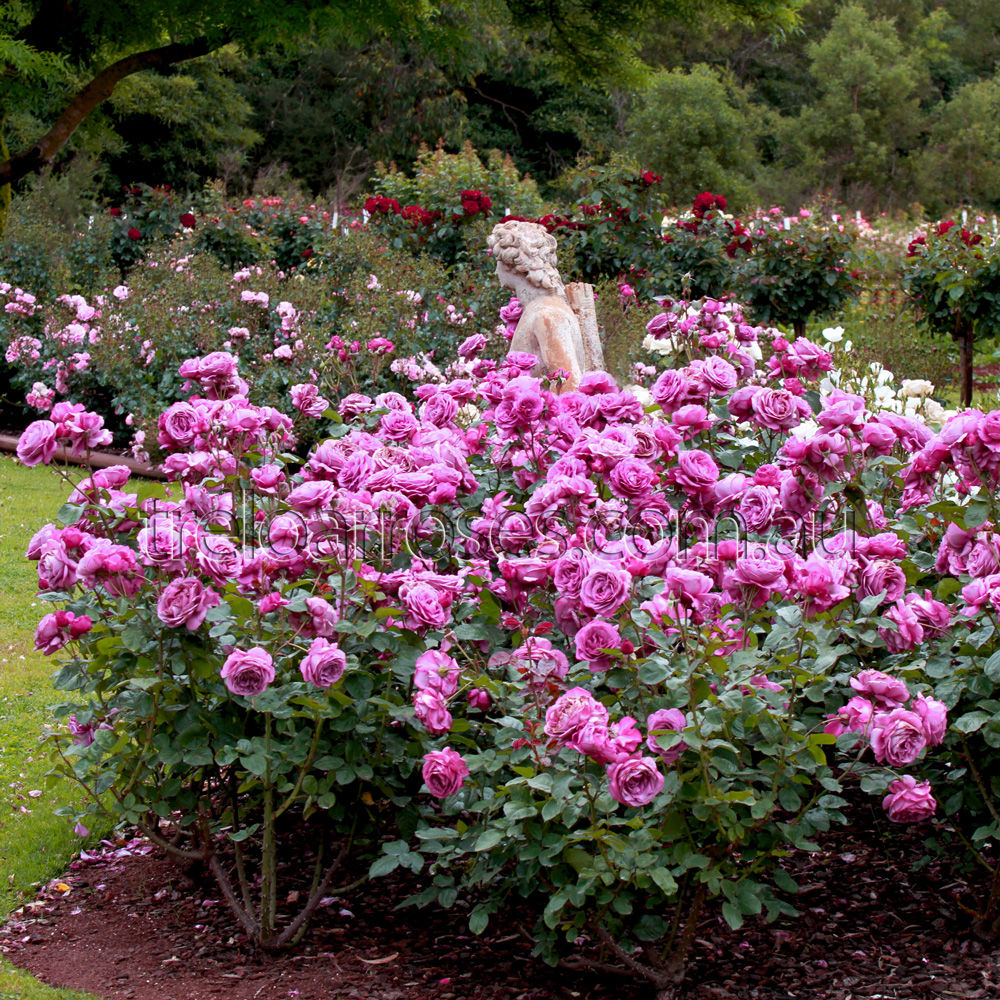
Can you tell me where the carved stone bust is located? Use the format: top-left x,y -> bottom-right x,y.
487,220 -> 604,392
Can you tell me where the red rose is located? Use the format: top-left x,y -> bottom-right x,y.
179,212 -> 196,228
937,220 -> 957,236
301,248 -> 313,259
127,227 -> 141,241
641,171 -> 661,185
109,207 -> 121,217
462,200 -> 480,215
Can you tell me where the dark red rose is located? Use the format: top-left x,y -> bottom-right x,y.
364,196 -> 378,213
462,200 -> 480,215
714,194 -> 727,210
179,212 -> 196,228
641,171 -> 661,185
109,207 -> 121,217
906,236 -> 926,257
937,220 -> 957,236
301,248 -> 314,259
127,227 -> 141,241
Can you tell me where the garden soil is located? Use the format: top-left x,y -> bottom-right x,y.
4,796 -> 1000,1000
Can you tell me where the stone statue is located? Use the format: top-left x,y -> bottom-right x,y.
487,220 -> 605,392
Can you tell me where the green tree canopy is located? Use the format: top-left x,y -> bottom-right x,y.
626,63 -> 763,209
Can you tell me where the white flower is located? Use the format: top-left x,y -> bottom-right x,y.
843,340 -> 853,353
822,326 -> 845,343
790,419 -> 820,440
900,378 -> 934,399
625,385 -> 654,408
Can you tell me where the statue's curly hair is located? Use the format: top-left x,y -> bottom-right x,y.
487,221 -> 564,294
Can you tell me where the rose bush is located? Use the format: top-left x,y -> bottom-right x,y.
21,271 -> 1000,986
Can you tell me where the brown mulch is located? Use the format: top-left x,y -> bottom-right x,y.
4,800 -> 1000,1000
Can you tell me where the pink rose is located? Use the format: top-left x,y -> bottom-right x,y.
850,669 -> 909,709
579,564 -> 631,617
510,637 -> 569,687
414,649 -> 461,696
574,620 -> 622,671
76,543 -> 143,597
157,577 -> 221,630
299,637 -> 347,688
221,647 -> 275,696
16,420 -> 58,466
413,688 -> 453,735
607,756 -> 664,807
870,709 -> 927,766
422,747 -> 470,798
882,775 -> 937,823
401,581 -> 453,630
544,686 -> 608,744
824,695 -> 874,738
290,383 -> 330,418
912,692 -> 947,746
645,709 -> 688,762
608,458 -> 657,500
34,610 -> 92,654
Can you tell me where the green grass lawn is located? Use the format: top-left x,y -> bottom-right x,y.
0,455 -> 161,999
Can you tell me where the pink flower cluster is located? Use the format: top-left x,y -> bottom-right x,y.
826,670 -> 945,823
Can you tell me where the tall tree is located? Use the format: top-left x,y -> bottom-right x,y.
0,0 -> 802,193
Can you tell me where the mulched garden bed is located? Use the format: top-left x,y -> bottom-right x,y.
4,796 -> 1000,1000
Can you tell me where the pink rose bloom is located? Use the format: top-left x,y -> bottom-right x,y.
646,708 -> 688,763
750,388 -> 810,431
912,692 -> 947,746
551,549 -> 593,599
856,559 -> 907,605
850,669 -> 909,709
37,540 -> 79,591
607,756 -> 664,807
157,577 -> 221,630
16,420 -> 58,466
568,718 -> 618,764
457,333 -> 487,359
34,610 -> 92,654
380,409 -> 418,441
290,383 -> 330,418
579,564 -> 631,617
299,637 -> 347,688
414,649 -> 461,696
258,592 -> 288,614
870,709 -> 927,766
401,581 -> 453,629
158,401 -> 205,450
422,747 -> 469,798
467,688 -> 491,711
879,600 -> 923,653
293,596 -> 340,638
413,688 -> 453,735
251,464 -> 286,496
574,620 -> 622,671
420,393 -> 459,427
545,686 -> 609,744
608,457 -> 657,500
510,636 -> 569,687
882,775 -> 937,823
824,695 -> 874,737
76,543 -> 143,597
667,449 -> 719,499
286,480 -> 336,514
221,647 -> 275,696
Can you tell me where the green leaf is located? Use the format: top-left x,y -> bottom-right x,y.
722,902 -> 743,930
369,855 -> 400,878
954,710 -> 990,733
650,868 -> 678,895
468,906 -> 490,935
239,753 -> 268,776
474,829 -> 503,852
985,651 -> 1000,684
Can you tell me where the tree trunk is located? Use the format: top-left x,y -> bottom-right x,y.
958,324 -> 975,409
0,37 -> 223,188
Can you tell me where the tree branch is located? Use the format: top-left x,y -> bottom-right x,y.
0,35 -> 225,186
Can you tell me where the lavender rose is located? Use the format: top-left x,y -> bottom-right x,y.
16,420 -> 58,466
221,647 -> 275,696
574,620 -> 622,671
882,775 -> 937,823
299,637 -> 347,688
607,756 -> 665,807
421,747 -> 470,799
645,709 -> 688,763
870,709 -> 927,766
157,577 -> 221,630
579,564 -> 631,617
544,686 -> 608,744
